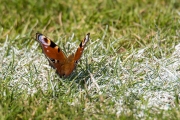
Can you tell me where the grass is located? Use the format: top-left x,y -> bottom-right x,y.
0,0 -> 180,119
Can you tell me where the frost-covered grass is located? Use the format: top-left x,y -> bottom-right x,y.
0,0 -> 180,119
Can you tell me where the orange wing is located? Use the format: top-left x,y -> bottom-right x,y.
74,33 -> 90,62
36,33 -> 90,77
36,33 -> 67,63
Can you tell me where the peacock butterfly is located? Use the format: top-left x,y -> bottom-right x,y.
36,33 -> 90,77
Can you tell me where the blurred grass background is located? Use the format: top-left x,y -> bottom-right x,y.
0,0 -> 180,119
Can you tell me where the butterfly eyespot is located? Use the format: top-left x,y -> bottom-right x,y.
44,37 -> 48,41
36,33 -> 90,77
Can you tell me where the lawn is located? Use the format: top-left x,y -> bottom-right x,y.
0,0 -> 180,119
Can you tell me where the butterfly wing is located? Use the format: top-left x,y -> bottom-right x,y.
53,55 -> 75,77
36,33 -> 90,77
60,33 -> 90,77
36,33 -> 67,63
36,33 -> 69,77
73,33 -> 90,62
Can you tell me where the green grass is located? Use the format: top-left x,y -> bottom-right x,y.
0,0 -> 180,119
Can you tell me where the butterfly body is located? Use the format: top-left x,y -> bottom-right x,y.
36,33 -> 90,77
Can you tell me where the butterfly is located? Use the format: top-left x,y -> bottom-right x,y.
36,33 -> 90,77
